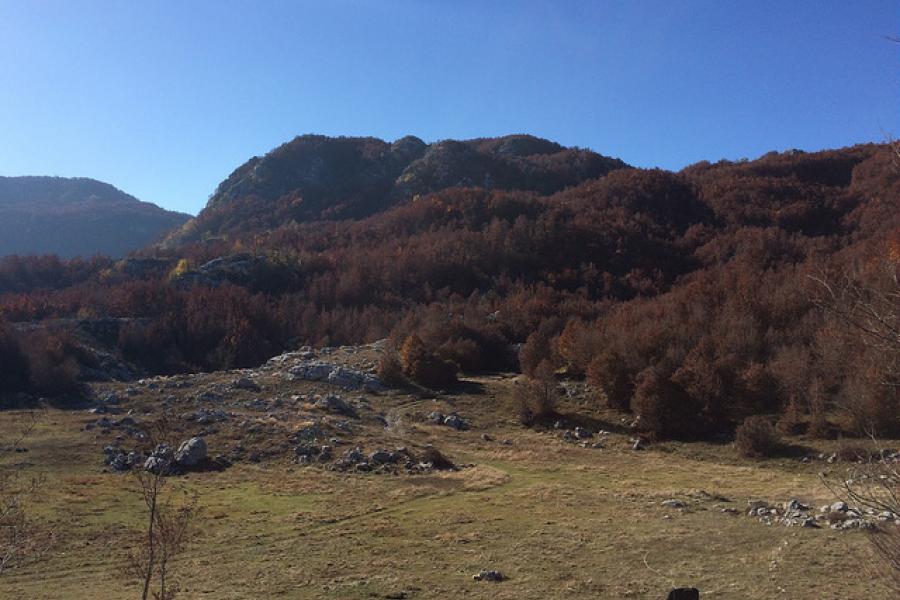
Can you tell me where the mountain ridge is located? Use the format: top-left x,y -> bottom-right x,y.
0,176 -> 190,258
164,133 -> 629,246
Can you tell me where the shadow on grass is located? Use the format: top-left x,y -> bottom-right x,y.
531,411 -> 630,436
0,387 -> 93,411
385,377 -> 486,400
776,441 -> 817,459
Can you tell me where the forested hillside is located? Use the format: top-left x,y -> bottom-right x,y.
163,134 -> 628,245
1,137 -> 897,442
0,176 -> 190,258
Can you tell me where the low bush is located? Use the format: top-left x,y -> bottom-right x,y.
0,320 -> 30,393
632,366 -> 703,440
835,439 -> 872,463
518,319 -> 561,377
776,397 -> 807,436
586,350 -> 633,411
24,329 -> 82,397
735,415 -> 781,458
376,348 -> 405,387
513,360 -> 559,426
399,335 -> 458,388
843,382 -> 900,439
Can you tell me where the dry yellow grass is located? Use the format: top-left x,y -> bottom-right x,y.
0,373 -> 892,599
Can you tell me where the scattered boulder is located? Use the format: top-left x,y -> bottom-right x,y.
294,444 -> 333,464
183,408 -> 229,424
417,447 -> 456,471
288,361 -> 385,391
743,497 -> 883,530
100,392 -> 120,405
143,455 -> 169,474
289,362 -> 334,382
196,389 -> 224,402
174,437 -> 207,469
103,445 -> 139,472
443,414 -> 468,430
831,501 -> 849,513
472,570 -> 505,582
337,446 -> 366,468
142,444 -> 175,474
328,366 -> 385,392
314,395 -> 358,418
292,423 -> 324,443
661,499 -> 685,509
233,377 -> 261,392
368,449 -> 397,465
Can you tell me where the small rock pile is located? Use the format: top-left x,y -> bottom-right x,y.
472,570 -> 505,582
232,376 -> 261,392
285,361 -> 384,392
330,446 -> 430,473
102,445 -> 140,472
744,498 -> 895,530
555,421 -> 606,448
427,411 -> 469,430
314,394 -> 358,417
84,415 -> 141,437
293,443 -> 451,474
102,436 -> 212,474
182,408 -> 230,424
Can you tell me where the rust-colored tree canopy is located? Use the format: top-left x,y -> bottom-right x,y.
1,139 -> 897,439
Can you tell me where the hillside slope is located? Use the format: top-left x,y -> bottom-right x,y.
164,134 -> 629,246
2,141 -> 898,446
0,176 -> 190,258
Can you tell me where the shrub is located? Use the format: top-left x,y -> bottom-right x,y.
436,337 -> 484,373
24,330 -> 81,396
399,335 -> 457,388
842,379 -> 900,438
518,319 -> 560,377
376,348 -> 405,387
807,379 -> 831,439
432,321 -> 511,373
776,396 -> 807,436
0,321 -> 29,393
556,319 -> 600,376
735,416 -> 781,458
632,366 -> 703,439
513,360 -> 559,426
586,350 -> 633,411
835,438 -> 872,462
738,362 -> 782,415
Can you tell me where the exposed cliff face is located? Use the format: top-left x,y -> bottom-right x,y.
0,176 -> 190,258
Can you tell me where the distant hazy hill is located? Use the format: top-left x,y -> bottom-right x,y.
0,176 -> 190,258
165,134 -> 629,246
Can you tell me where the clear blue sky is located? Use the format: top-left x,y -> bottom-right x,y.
0,1 -> 897,215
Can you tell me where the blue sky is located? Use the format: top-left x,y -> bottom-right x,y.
0,1 -> 896,215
